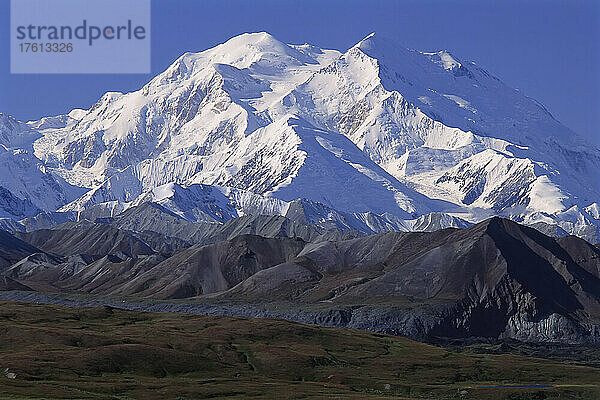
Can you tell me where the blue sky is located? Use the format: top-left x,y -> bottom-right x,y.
1,0 -> 598,145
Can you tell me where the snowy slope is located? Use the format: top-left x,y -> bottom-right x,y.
278,34 -> 599,213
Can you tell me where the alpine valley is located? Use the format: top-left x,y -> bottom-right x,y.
1,32 -> 600,336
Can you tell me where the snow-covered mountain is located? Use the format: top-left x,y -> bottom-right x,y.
2,32 -> 599,240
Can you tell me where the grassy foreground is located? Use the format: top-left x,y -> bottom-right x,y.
0,301 -> 597,399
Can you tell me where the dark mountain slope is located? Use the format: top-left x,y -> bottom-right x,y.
3,217 -> 600,343
217,218 -> 600,343
107,235 -> 307,299
0,229 -> 41,270
5,234 -> 307,300
14,222 -> 154,257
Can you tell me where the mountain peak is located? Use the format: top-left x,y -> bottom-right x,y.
185,31 -> 321,73
358,32 -> 376,43
216,31 -> 296,56
352,34 -> 468,76
353,32 -> 407,55
349,33 -> 421,74
221,31 -> 283,48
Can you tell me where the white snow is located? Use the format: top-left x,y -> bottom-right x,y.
0,32 -> 596,239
